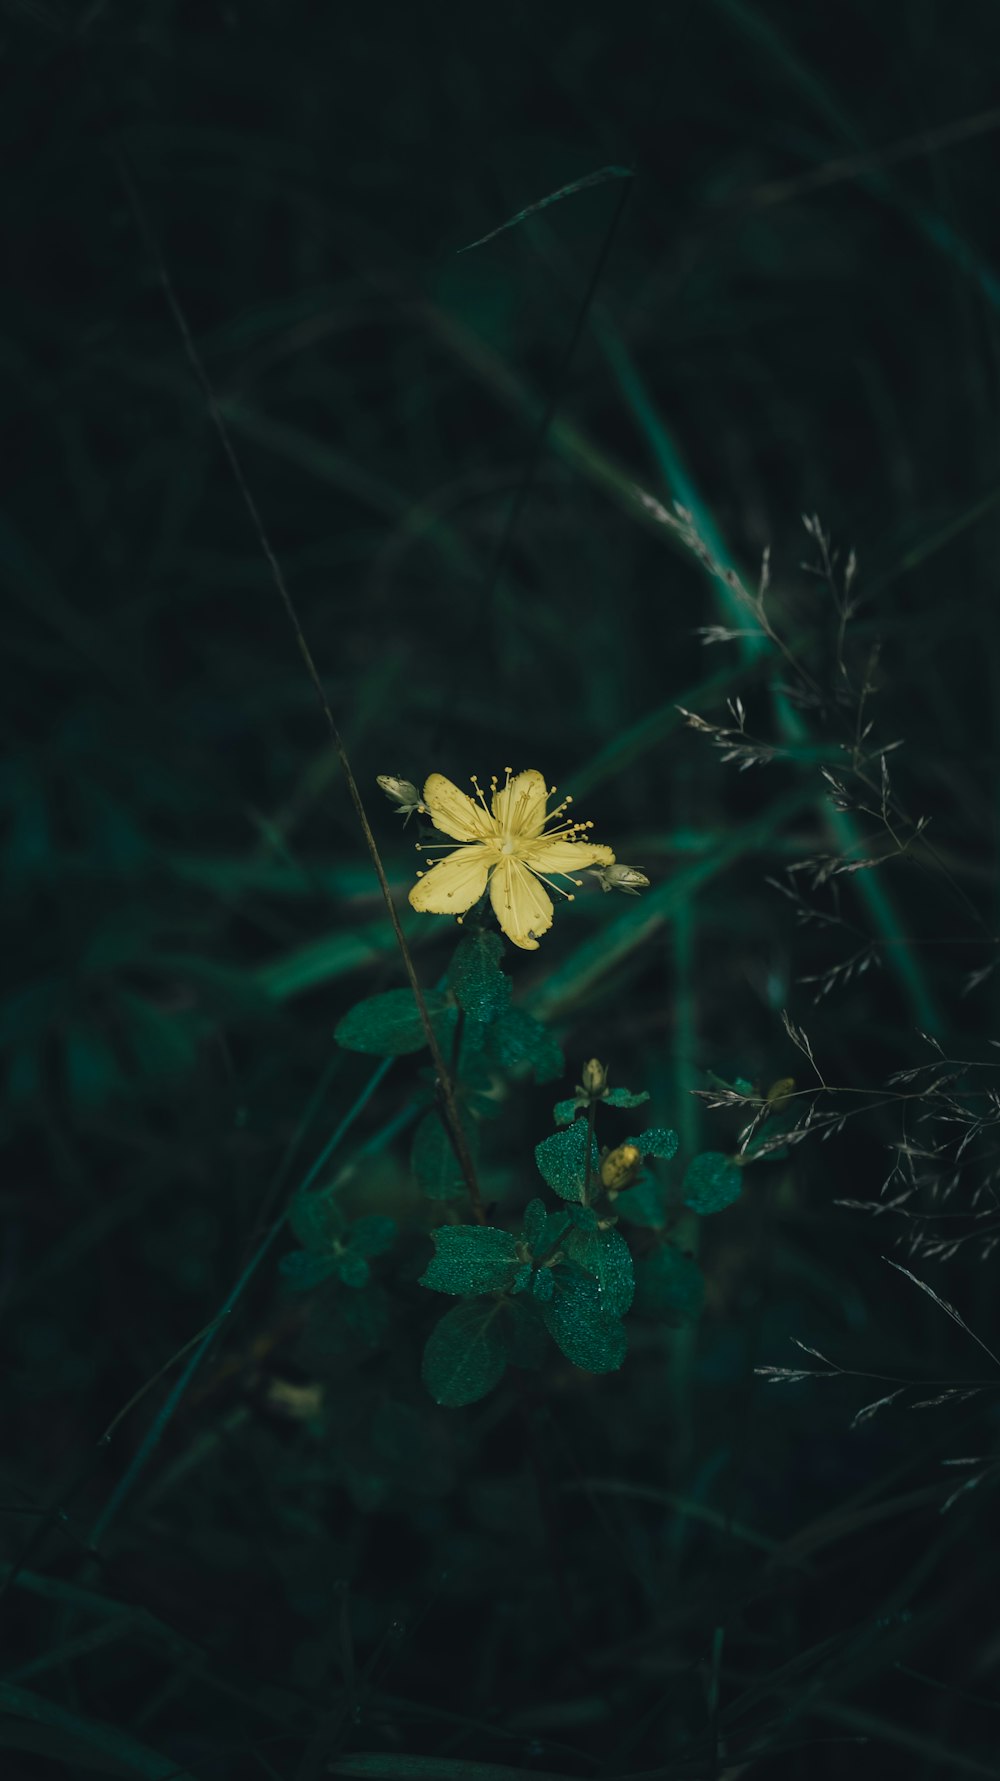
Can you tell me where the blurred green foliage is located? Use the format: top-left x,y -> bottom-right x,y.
5,2 -> 1000,1777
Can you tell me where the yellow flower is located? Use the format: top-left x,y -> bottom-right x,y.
408,768 -> 615,951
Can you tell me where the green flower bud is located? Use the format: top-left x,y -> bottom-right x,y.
593,863 -> 651,896
376,775 -> 425,824
581,1057 -> 608,1097
600,1142 -> 643,1195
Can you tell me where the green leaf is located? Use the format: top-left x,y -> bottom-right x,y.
628,1126 -> 680,1161
603,1087 -> 650,1110
543,1269 -> 627,1374
531,1268 -> 555,1304
447,931 -> 512,1023
523,1199 -> 571,1256
419,1225 -> 520,1295
335,988 -> 454,1057
422,1301 -> 508,1406
118,991 -> 199,1088
511,1262 -> 533,1294
614,1174 -> 668,1228
457,1055 -> 502,1118
338,1252 -> 370,1289
633,1245 -> 705,1325
411,1110 -> 479,1200
553,1096 -> 582,1126
289,1188 -> 339,1254
564,1226 -> 635,1316
65,1024 -> 125,1110
534,1121 -> 599,1203
0,1677 -> 192,1779
280,1250 -> 338,1290
349,1215 -> 396,1257
522,1198 -> 548,1249
683,1151 -> 743,1214
485,1006 -> 563,1082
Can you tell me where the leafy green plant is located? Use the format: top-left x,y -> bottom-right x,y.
302,907 -> 749,1407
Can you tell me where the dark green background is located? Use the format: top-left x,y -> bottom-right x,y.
4,2 -> 1000,1777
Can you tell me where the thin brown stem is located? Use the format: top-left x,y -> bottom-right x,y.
118,157 -> 484,1222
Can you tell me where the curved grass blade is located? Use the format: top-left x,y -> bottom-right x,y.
457,165 -> 634,253
0,1680 -> 191,1780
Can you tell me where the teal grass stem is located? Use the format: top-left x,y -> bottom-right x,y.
669,834 -> 700,1479
89,1055 -> 394,1550
596,319 -> 942,1034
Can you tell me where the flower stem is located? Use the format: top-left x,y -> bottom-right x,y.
582,1099 -> 598,1206
118,160 -> 485,1223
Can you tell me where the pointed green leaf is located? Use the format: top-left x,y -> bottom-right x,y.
279,1250 -> 338,1290
633,1245 -> 705,1325
338,1252 -> 371,1289
683,1151 -> 743,1214
628,1126 -> 679,1161
531,1268 -> 555,1304
419,1225 -> 520,1295
522,1198 -> 548,1249
486,1006 -> 563,1082
447,931 -> 512,1022
411,1111 -> 478,1200
457,1055 -> 503,1118
614,1174 -> 668,1228
603,1087 -> 650,1110
289,1188 -> 339,1254
543,1270 -> 627,1374
534,1121 -> 599,1203
553,1097 -> 582,1126
523,1202 -> 572,1262
422,1301 -> 507,1406
335,989 -> 454,1056
564,1227 -> 635,1316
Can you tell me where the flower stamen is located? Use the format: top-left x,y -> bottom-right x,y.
406,767 -> 619,950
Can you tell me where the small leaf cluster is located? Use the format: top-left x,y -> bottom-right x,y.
415,1043 -> 765,1403
552,1058 -> 651,1127
280,1183 -> 396,1292
331,925 -> 752,1407
417,1048 -> 751,1407
333,931 -> 562,1082
418,1199 -> 629,1404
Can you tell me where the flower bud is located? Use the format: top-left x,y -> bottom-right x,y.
263,1378 -> 325,1421
600,1142 -> 643,1195
376,775 -> 425,824
594,863 -> 651,897
581,1057 -> 608,1097
765,1076 -> 796,1113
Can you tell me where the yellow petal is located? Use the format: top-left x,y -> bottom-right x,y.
409,846 -> 492,913
489,858 -> 553,951
523,837 -> 615,876
491,769 -> 548,839
422,774 -> 492,842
